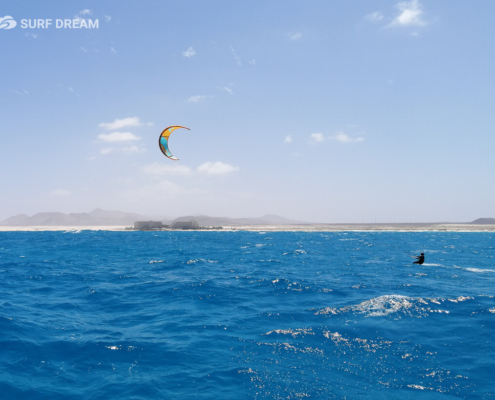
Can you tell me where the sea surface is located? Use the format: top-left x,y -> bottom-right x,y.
0,230 -> 494,399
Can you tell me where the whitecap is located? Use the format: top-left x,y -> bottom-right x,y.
465,267 -> 495,273
315,294 -> 457,318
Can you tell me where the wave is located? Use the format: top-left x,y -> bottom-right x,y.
316,294 -> 474,318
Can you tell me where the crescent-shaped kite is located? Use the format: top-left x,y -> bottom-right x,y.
158,125 -> 190,161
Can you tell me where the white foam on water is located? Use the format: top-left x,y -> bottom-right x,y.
353,295 -> 413,317
316,294 -> 475,318
264,328 -> 314,338
465,267 -> 495,273
407,384 -> 432,391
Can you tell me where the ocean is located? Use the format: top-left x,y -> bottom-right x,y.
0,230 -> 494,399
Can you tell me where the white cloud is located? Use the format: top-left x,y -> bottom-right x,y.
98,132 -> 141,142
218,86 -> 233,95
99,117 -> 148,130
331,132 -> 364,143
183,47 -> 196,58
110,47 -> 117,54
188,95 -> 207,102
310,133 -> 325,143
100,146 -> 145,155
74,9 -> 92,22
51,189 -> 71,197
284,135 -> 293,143
197,161 -> 239,176
230,46 -> 241,66
68,87 -> 79,96
104,15 -> 111,22
389,0 -> 426,27
142,162 -> 193,176
288,32 -> 302,41
366,11 -> 384,22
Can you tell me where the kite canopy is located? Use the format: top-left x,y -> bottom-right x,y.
158,126 -> 190,160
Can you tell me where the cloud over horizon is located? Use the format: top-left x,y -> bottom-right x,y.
310,133 -> 325,143
98,132 -> 141,142
142,162 -> 193,177
100,146 -> 145,155
142,161 -> 239,177
197,162 -> 239,176
99,117 -> 151,130
50,189 -> 71,197
331,132 -> 364,143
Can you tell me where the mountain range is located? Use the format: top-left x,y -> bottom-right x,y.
0,209 -> 306,226
1,209 -> 494,226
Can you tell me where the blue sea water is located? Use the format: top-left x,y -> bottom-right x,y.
0,230 -> 494,399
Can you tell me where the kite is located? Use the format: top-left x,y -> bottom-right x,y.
158,126 -> 190,161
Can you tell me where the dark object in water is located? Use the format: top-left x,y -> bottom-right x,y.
413,253 -> 425,265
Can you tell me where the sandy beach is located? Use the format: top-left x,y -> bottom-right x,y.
1,224 -> 495,232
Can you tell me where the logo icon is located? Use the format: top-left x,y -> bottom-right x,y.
0,16 -> 17,29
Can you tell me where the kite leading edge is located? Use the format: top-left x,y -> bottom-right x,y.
158,126 -> 190,161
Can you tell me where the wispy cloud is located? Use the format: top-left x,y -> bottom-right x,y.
331,132 -> 364,143
218,86 -> 233,95
284,135 -> 293,143
288,32 -> 302,41
389,0 -> 426,27
188,95 -> 207,102
104,15 -> 111,22
13,90 -> 29,96
100,146 -> 145,155
99,117 -> 151,130
365,11 -> 384,23
142,162 -> 193,177
310,133 -> 325,143
98,132 -> 141,142
183,47 -> 196,58
68,87 -> 79,96
74,9 -> 92,22
230,46 -> 241,66
197,161 -> 239,176
50,189 -> 71,197
110,47 -> 117,55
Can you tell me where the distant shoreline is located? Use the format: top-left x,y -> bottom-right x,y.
1,224 -> 495,232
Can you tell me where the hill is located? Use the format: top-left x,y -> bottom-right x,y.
471,218 -> 495,224
0,209 -> 153,226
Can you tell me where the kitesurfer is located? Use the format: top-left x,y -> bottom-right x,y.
413,253 -> 425,265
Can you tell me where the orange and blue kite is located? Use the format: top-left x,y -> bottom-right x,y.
158,126 -> 189,161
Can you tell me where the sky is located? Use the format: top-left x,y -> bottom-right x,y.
1,1 -> 494,223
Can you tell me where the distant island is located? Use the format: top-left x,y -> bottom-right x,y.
1,209 -> 495,232
0,209 -> 306,227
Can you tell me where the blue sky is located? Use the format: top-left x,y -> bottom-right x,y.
1,1 -> 494,222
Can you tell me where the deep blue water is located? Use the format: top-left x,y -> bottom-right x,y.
0,230 -> 494,399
